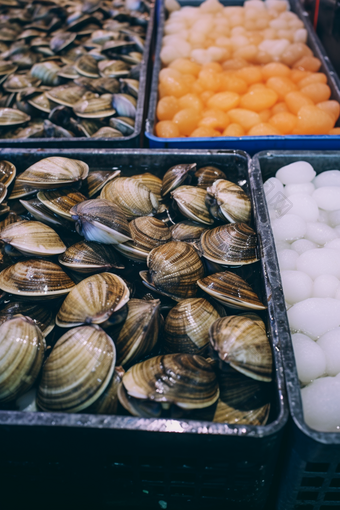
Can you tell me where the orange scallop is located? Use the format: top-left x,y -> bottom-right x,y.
297,73 -> 328,89
199,109 -> 230,130
316,101 -> 340,123
190,126 -> 221,137
329,128 -> 340,135
173,108 -> 201,136
219,74 -> 248,94
235,66 -> 263,84
169,58 -> 201,77
266,76 -> 297,100
259,109 -> 271,122
292,105 -> 334,134
290,69 -> 312,83
262,62 -> 291,79
240,88 -> 278,112
157,96 -> 180,121
178,94 -> 203,112
293,56 -> 322,72
285,91 -> 314,115
269,112 -> 297,134
271,102 -> 289,114
228,108 -> 261,130
248,123 -> 281,136
299,83 -> 331,103
222,123 -> 245,136
156,121 -> 180,138
207,91 -> 240,111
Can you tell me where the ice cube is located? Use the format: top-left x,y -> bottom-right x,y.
305,222 -> 338,245
288,298 -> 340,339
317,328 -> 340,376
313,275 -> 340,298
276,161 -> 316,185
281,270 -> 313,303
313,170 -> 340,188
292,333 -> 326,384
272,213 -> 306,241
285,194 -> 319,222
296,248 -> 340,279
325,239 -> 340,251
328,209 -> 340,227
301,376 -> 340,432
284,182 -> 315,197
277,249 -> 299,270
291,239 -> 317,254
313,187 -> 340,211
264,177 -> 284,201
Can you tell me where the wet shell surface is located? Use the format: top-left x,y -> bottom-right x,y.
129,216 -> 172,250
0,160 -> 16,188
0,302 -> 55,336
37,188 -> 87,219
164,298 -> 221,355
56,272 -> 130,328
122,354 -> 219,409
200,223 -> 259,266
207,179 -> 252,224
171,221 -> 208,243
37,325 -> 116,413
85,368 -> 123,415
118,382 -> 162,418
58,241 -> 124,273
131,173 -> 162,201
83,170 -> 120,198
0,107 -> 30,126
171,185 -> 214,226
197,271 -> 267,310
161,163 -> 196,197
0,259 -> 75,297
0,220 -> 66,256
194,166 -> 227,189
17,157 -> 89,189
0,315 -> 45,403
209,315 -> 273,382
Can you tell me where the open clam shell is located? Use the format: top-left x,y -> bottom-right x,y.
0,61 -> 18,76
197,271 -> 267,310
161,163 -> 196,197
200,223 -> 259,266
37,188 -> 87,220
111,93 -> 136,118
122,354 -> 219,410
171,221 -> 208,243
209,315 -> 273,382
100,177 -> 159,220
73,93 -> 116,119
0,315 -> 45,403
45,85 -> 87,107
171,186 -> 214,226
207,179 -> 252,224
17,157 -> 89,189
50,31 -> 76,53
85,368 -> 123,415
0,107 -> 30,126
27,92 -> 56,114
82,169 -> 120,197
20,199 -> 74,231
0,259 -> 75,298
0,302 -> 55,336
131,173 -> 162,201
164,298 -> 221,355
98,60 -> 130,78
110,298 -> 161,367
8,180 -> 38,200
75,54 -> 99,78
3,73 -> 41,92
56,272 -> 130,328
58,241 -> 124,273
0,220 -> 66,256
110,116 -> 134,136
118,382 -> 163,418
142,241 -> 205,301
71,198 -> 132,244
37,325 -> 116,413
195,166 -> 227,189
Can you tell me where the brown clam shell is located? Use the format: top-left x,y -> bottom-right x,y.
37,188 -> 87,219
171,185 -> 214,226
0,160 -> 16,188
129,216 -> 172,250
58,241 -> 124,273
171,221 -> 207,243
207,179 -> 252,224
161,163 -> 196,197
0,220 -> 66,256
17,157 -> 89,189
0,302 -> 55,336
131,173 -> 162,201
85,368 -> 123,415
83,170 -> 121,198
194,166 -> 227,189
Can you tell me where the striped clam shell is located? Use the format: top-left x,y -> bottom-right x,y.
37,188 -> 87,219
209,315 -> 273,382
197,271 -> 267,310
45,85 -> 87,107
0,315 -> 45,403
161,163 -> 196,197
123,353 -> 220,409
30,62 -> 62,86
171,221 -> 207,243
37,325 -> 116,413
56,272 -> 130,328
85,368 -> 123,415
17,157 -> 89,189
0,220 -> 66,256
171,185 -> 214,226
58,241 -> 124,273
117,382 -> 162,419
207,179 -> 252,224
194,166 -> 227,189
0,107 -> 30,126
131,173 -> 162,201
0,302 -> 55,336
129,216 -> 172,250
82,170 -> 121,198
0,160 -> 16,188
200,223 -> 259,266
73,94 -> 116,119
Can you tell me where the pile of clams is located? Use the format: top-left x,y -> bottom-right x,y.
0,156 -> 273,426
0,0 -> 151,140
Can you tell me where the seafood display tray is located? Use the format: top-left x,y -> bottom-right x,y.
0,148 -> 288,510
251,150 -> 340,510
145,0 -> 340,154
0,6 -> 155,149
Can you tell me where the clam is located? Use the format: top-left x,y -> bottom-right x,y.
82,169 -> 120,197
56,272 -> 129,328
0,211 -> 20,232
86,368 -> 123,414
91,126 -> 122,138
111,93 -> 136,118
50,31 -> 76,53
209,315 -> 273,382
27,92 -> 55,114
44,120 -> 75,138
70,198 -> 132,244
60,46 -> 87,65
122,354 -> 219,409
110,116 -> 134,135
131,173 -> 162,201
75,54 -> 99,78
100,177 -> 159,220
122,52 -> 143,65
213,368 -> 270,425
140,241 -> 205,301
73,94 -> 116,118
98,60 -> 130,78
16,157 -> 89,189
117,382 -> 163,418
0,220 -> 66,256
20,199 -> 73,230
200,223 -> 259,266
120,78 -> 138,98
206,179 -> 252,224
30,62 -> 62,86
0,316 -> 45,403
239,311 -> 266,331
0,259 -> 75,298
58,65 -> 80,80
3,73 -> 41,92
45,84 -> 87,107
164,298 -> 221,355
197,271 -> 267,310
0,302 -> 55,336
0,61 -> 18,76
37,188 -> 87,219
161,163 -> 196,197
171,221 -> 207,243
8,180 -> 38,200
37,325 -> 116,413
76,76 -> 120,94
0,107 -> 30,126
194,166 -> 227,189
58,240 -> 124,273
171,186 -> 214,226
0,184 -> 7,205
109,298 -> 161,367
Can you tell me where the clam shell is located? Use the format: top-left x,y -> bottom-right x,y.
0,316 -> 45,403
111,93 -> 136,118
0,184 -> 7,205
110,116 -> 134,135
110,298 -> 161,367
239,311 -> 266,331
8,180 -> 38,200
19,199 -> 74,230
56,272 -> 130,328
58,241 -> 124,273
129,216 -> 172,250
83,169 -> 120,198
58,65 -> 80,80
50,31 -> 76,53
0,211 -> 20,232
37,325 -> 116,413
117,382 -> 162,418
30,62 -> 62,86
3,73 -> 41,92
85,368 -> 122,414
164,298 -> 221,355
120,78 -> 139,98
45,85 -> 87,107
207,179 -> 252,224
0,107 -> 30,126
213,368 -> 270,425
73,94 -> 116,118
98,60 -> 130,78
195,166 -> 227,189
131,173 -> 162,201
172,186 -> 214,226
162,163 -> 196,197
0,61 -> 18,76
123,354 -> 219,409
71,198 -> 132,244
60,46 -> 87,65
197,271 -> 267,310
0,220 -> 66,256
27,92 -> 55,113
144,241 -> 205,301
37,188 -> 87,219
91,126 -> 122,138
209,315 -> 273,382
75,55 -> 99,78
0,302 -> 55,336
171,221 -> 207,243
0,259 -> 75,298
17,157 -> 89,189
100,177 -> 159,220
200,223 -> 259,266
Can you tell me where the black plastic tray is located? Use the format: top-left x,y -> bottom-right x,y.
251,151 -> 340,510
0,5 -> 155,149
145,0 -> 340,153
0,148 -> 288,510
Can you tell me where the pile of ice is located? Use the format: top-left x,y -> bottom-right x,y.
264,161 -> 340,432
